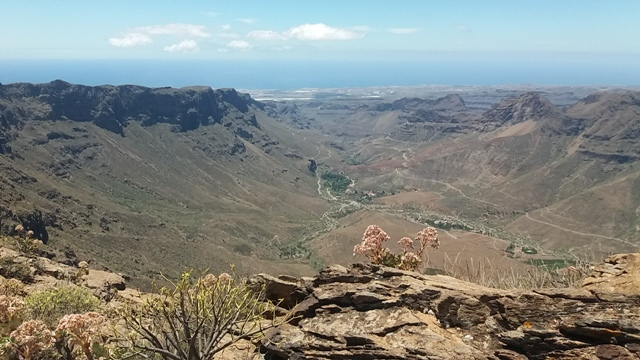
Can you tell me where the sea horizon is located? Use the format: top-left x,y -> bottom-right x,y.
1,58 -> 639,90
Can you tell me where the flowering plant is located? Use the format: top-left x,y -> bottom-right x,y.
0,295 -> 24,323
2,320 -> 55,360
56,312 -> 107,359
354,225 -> 439,271
11,224 -> 42,255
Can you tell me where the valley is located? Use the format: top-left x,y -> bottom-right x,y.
1,81 -> 639,287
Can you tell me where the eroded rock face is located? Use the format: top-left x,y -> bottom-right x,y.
259,260 -> 640,359
0,81 -> 261,135
582,253 -> 640,295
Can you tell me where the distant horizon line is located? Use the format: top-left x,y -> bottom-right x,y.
2,58 -> 639,90
2,79 -> 638,93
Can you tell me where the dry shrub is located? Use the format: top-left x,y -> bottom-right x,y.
442,253 -> 592,290
113,269 -> 291,360
0,279 -> 25,297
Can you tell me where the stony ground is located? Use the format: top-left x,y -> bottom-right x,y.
256,253 -> 640,359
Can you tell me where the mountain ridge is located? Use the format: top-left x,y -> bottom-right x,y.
0,80 -> 326,286
2,82 -> 640,286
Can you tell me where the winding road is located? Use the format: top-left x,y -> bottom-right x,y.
523,212 -> 638,247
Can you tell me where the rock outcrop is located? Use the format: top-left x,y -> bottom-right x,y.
566,91 -> 640,161
0,80 -> 261,135
483,93 -> 561,126
258,255 -> 640,359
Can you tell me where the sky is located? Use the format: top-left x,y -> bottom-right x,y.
1,1 -> 639,88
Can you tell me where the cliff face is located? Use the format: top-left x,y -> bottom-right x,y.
566,91 -> 640,161
0,80 -> 261,136
257,254 -> 640,359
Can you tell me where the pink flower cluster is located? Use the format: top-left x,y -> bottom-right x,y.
56,312 -> 106,358
416,227 -> 440,251
201,272 -> 233,288
0,295 -> 24,321
353,225 -> 439,271
353,225 -> 392,265
2,313 -> 108,360
5,320 -> 55,359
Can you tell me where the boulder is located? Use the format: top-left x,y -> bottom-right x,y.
582,253 -> 640,295
251,273 -> 309,309
81,268 -> 126,301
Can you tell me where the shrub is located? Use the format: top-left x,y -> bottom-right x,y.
11,225 -> 42,256
0,257 -> 34,283
114,269 -> 288,360
442,253 -> 592,290
353,225 -> 439,271
23,286 -> 101,326
0,278 -> 25,297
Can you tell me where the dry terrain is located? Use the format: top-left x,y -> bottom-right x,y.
1,81 -> 639,285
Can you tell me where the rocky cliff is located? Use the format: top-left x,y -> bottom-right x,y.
257,254 -> 640,359
0,81 -> 324,285
0,80 -> 261,137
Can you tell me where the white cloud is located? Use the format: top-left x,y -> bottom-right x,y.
247,30 -> 285,40
163,40 -> 200,53
218,32 -> 239,39
237,18 -> 256,24
284,23 -> 366,40
221,24 -> 231,31
108,33 -> 153,47
226,40 -> 251,50
137,23 -> 210,38
351,26 -> 370,33
387,28 -> 420,35
246,23 -> 367,42
109,23 -> 210,50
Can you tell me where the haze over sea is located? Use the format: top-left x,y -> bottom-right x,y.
2,57 -> 639,90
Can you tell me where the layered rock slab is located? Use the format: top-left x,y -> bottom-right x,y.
259,259 -> 640,359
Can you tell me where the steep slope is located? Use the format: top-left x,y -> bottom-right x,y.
0,81 -> 326,286
346,92 -> 640,255
565,90 -> 640,161
268,93 -> 481,143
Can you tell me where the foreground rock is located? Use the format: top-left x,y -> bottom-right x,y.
258,255 -> 640,359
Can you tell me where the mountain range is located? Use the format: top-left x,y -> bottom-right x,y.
1,81 -> 639,286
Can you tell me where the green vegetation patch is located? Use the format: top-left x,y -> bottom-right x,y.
24,285 -> 102,326
321,171 -> 351,193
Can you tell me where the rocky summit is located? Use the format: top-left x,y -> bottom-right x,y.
256,253 -> 640,360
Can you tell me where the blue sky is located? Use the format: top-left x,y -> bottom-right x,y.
0,1 -> 639,88
1,1 -> 639,60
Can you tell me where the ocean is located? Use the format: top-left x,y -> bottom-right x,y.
1,58 -> 638,90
